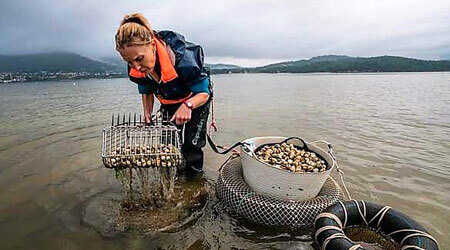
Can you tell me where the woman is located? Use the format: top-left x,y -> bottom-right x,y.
115,13 -> 211,175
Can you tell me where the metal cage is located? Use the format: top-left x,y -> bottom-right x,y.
101,113 -> 183,169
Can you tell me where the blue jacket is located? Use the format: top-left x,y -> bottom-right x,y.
128,30 -> 210,103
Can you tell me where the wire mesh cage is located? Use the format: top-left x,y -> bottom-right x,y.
101,113 -> 183,169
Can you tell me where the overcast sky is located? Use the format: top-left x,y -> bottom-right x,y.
0,0 -> 449,66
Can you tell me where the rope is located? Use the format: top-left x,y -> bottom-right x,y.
400,233 -> 438,246
208,95 -> 218,135
376,206 -> 391,229
312,140 -> 352,200
236,192 -> 253,213
207,134 -> 244,155
367,205 -> 391,231
315,210 -> 359,250
322,233 -> 349,250
205,96 -> 242,155
314,226 -> 343,241
315,213 -> 344,229
387,229 -> 437,239
218,154 -> 240,173
401,246 -> 426,250
348,245 -> 363,250
336,166 -> 352,200
352,200 -> 369,226
206,82 -> 239,155
317,201 -> 440,249
361,202 -> 439,248
387,229 -> 439,248
338,201 -> 348,227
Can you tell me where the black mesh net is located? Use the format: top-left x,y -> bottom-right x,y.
216,156 -> 344,229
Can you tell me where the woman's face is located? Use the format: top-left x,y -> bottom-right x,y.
118,42 -> 156,75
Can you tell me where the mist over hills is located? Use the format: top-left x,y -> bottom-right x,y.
206,63 -> 241,70
1,52 -> 449,75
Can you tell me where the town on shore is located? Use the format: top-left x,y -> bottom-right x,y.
0,71 -> 124,83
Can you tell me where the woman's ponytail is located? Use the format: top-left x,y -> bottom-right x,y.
115,13 -> 155,50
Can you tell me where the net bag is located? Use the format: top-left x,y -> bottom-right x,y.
216,156 -> 344,228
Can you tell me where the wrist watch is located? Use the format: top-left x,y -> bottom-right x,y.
183,100 -> 194,110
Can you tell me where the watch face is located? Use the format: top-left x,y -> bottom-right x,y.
185,101 -> 193,109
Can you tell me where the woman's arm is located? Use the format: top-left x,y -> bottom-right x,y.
188,92 -> 209,108
170,93 -> 209,125
142,93 -> 154,124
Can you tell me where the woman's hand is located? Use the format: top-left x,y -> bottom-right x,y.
142,94 -> 154,125
170,104 -> 192,125
169,93 -> 209,125
144,113 -> 152,124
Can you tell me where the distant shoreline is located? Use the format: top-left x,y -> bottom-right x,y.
0,72 -> 124,83
210,70 -> 450,75
2,53 -> 450,83
2,71 -> 450,84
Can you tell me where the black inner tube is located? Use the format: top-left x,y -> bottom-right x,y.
314,200 -> 439,250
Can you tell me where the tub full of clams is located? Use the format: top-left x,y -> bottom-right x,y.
240,136 -> 335,201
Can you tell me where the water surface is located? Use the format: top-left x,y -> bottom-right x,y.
1,73 -> 449,249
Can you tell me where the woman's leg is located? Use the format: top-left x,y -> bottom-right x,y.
182,101 -> 210,174
160,102 -> 210,175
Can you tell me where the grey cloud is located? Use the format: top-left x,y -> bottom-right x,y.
0,0 -> 449,66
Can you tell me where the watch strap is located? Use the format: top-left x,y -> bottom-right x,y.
183,100 -> 194,110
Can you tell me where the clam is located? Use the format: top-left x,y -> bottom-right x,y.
107,143 -> 182,169
255,142 -> 328,173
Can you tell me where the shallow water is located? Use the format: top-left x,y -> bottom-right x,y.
0,73 -> 449,249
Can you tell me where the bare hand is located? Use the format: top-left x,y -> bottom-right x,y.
170,104 -> 192,125
144,113 -> 152,124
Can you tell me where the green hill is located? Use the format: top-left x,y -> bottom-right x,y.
0,52 -> 121,72
2,52 -> 449,75
212,55 -> 450,74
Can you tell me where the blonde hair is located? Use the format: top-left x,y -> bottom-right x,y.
115,13 -> 155,50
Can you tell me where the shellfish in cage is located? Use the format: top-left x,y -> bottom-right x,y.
104,144 -> 183,169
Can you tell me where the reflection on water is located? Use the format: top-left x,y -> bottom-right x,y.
0,73 -> 449,249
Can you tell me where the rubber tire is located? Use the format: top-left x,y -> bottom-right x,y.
216,156 -> 344,229
314,200 -> 439,250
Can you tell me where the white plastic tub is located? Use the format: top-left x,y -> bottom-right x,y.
240,136 -> 335,201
